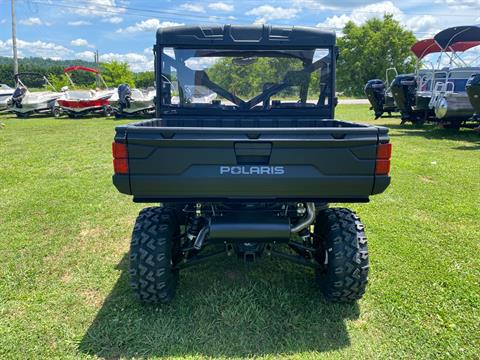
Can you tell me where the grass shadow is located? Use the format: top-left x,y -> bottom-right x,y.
381,123 -> 480,145
79,253 -> 359,359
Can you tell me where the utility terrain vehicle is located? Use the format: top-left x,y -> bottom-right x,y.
112,25 -> 392,304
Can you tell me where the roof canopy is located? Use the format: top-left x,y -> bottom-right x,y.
411,38 -> 480,58
64,66 -> 99,74
157,25 -> 336,48
434,25 -> 480,49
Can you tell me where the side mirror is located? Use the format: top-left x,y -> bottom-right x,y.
61,86 -> 69,92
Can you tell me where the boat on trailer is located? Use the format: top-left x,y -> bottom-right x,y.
429,25 -> 480,128
57,66 -> 114,118
364,67 -> 398,119
109,84 -> 155,118
0,84 -> 15,111
7,72 -> 63,118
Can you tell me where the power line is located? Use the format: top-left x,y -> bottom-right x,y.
20,0 -> 480,23
25,0 -> 249,23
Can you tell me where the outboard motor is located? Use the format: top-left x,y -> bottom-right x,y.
364,79 -> 386,119
11,86 -> 27,108
466,74 -> 480,119
117,84 -> 132,112
391,74 -> 417,122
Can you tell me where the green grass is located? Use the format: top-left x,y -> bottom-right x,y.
0,106 -> 479,359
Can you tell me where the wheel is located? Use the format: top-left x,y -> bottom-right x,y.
129,207 -> 180,304
313,208 -> 369,303
52,107 -> 62,118
15,112 -> 29,118
103,105 -> 114,117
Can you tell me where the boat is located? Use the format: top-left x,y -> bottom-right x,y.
109,84 -> 155,118
57,66 -> 114,117
7,72 -> 63,117
0,84 -> 15,111
429,26 -> 480,128
391,37 -> 480,125
466,73 -> 480,120
364,67 -> 398,119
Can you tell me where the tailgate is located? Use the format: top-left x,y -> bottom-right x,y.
113,126 -> 390,202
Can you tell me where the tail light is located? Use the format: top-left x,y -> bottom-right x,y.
112,142 -> 128,174
375,143 -> 392,175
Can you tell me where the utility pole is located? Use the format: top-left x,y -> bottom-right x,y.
11,0 -> 19,81
95,50 -> 100,88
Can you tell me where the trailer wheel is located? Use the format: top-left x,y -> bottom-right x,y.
52,107 -> 62,118
314,208 -> 369,303
129,206 -> 180,304
103,105 -> 114,117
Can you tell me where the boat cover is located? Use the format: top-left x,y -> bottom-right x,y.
434,26 -> 480,49
411,38 -> 480,58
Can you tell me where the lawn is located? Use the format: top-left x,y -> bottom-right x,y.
0,105 -> 479,359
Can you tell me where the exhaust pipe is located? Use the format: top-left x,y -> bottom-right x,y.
291,202 -> 316,233
192,203 -> 316,249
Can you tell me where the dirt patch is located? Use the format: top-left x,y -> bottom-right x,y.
81,288 -> 104,308
420,176 -> 434,183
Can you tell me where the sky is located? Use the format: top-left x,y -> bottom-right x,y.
0,0 -> 479,72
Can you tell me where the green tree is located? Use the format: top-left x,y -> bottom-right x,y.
337,14 -> 416,96
101,60 -> 135,87
134,71 -> 155,88
207,57 -> 304,99
48,73 -> 70,91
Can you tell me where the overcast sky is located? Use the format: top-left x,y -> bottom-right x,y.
0,0 -> 479,71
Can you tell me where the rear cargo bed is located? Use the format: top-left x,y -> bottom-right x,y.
113,117 -> 390,202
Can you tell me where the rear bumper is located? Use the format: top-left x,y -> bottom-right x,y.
113,173 -> 390,202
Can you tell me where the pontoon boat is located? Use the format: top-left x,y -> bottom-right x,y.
429,26 -> 480,128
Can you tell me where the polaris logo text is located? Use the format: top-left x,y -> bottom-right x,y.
220,166 -> 285,175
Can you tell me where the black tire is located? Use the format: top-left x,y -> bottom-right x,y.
103,105 -> 114,117
314,208 -> 369,303
129,207 -> 180,304
52,107 -> 62,118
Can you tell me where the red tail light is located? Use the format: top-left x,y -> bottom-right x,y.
375,143 -> 392,175
112,142 -> 128,174
112,142 -> 128,158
